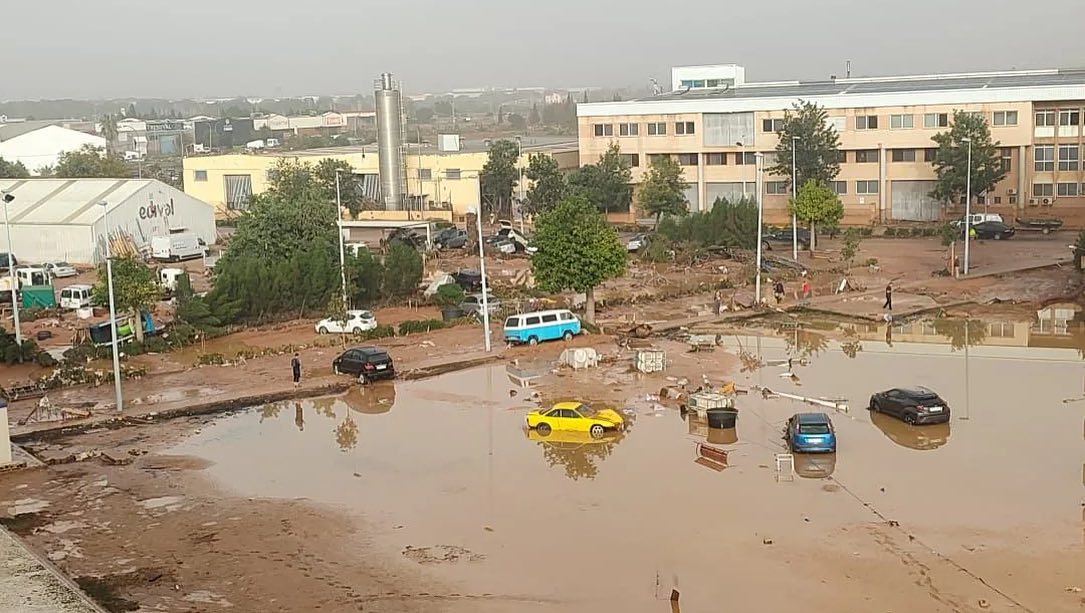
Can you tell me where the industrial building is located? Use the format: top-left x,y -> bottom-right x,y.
0,125 -> 107,175
184,73 -> 577,220
578,64 -> 1085,224
0,179 -> 216,264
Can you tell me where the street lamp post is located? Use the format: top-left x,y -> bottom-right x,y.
1,192 -> 20,346
99,201 -> 123,413
755,153 -> 765,305
516,136 -> 525,234
791,136 -> 801,260
334,170 -> 348,309
962,137 -> 973,275
466,173 -> 492,352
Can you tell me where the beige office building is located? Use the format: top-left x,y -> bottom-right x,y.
578,64 -> 1085,225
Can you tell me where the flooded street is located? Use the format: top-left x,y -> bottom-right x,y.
167,329 -> 1085,612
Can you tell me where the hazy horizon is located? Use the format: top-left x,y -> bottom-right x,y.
6,0 -> 1083,100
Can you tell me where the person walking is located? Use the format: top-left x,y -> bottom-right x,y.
773,280 -> 785,304
883,282 -> 893,311
714,289 -> 723,315
801,278 -> 812,301
291,353 -> 301,389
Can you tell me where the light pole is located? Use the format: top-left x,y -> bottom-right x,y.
1,192 -> 20,346
466,173 -> 492,352
962,137 -> 973,275
334,169 -> 348,309
791,136 -> 801,260
515,136 -> 525,234
99,201 -> 123,413
755,152 -> 765,305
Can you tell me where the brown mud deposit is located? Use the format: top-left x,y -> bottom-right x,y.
3,321 -> 1084,612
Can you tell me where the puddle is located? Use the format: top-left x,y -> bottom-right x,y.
170,339 -> 1085,612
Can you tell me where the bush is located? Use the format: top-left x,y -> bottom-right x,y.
361,324 -> 396,340
433,283 -> 465,307
36,351 -> 58,367
398,319 -> 446,336
382,243 -> 423,299
883,227 -> 897,237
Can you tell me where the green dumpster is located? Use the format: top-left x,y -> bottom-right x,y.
21,286 -> 56,309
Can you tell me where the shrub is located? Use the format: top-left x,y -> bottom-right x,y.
35,351 -> 58,367
883,227 -> 897,237
433,283 -> 465,307
361,325 -> 396,340
398,319 -> 446,336
382,243 -> 423,299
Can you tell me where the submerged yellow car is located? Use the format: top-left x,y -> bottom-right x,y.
525,401 -> 624,438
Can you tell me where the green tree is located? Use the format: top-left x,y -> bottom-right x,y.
524,153 -> 566,215
0,157 -> 30,179
636,155 -> 689,225
567,143 -> 632,214
174,273 -> 227,335
314,158 -> 362,213
930,110 -> 1006,205
54,145 -> 129,178
790,180 -> 843,252
381,243 -> 422,299
841,228 -> 862,270
507,113 -> 527,131
657,197 -> 758,249
529,103 -> 541,125
531,196 -> 626,323
346,249 -> 384,306
769,100 -> 842,189
92,256 -> 160,341
412,107 -> 435,123
480,139 -> 519,218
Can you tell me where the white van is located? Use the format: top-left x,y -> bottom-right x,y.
151,233 -> 207,262
59,284 -> 93,309
953,213 -> 1003,228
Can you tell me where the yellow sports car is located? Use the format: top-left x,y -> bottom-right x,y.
525,401 -> 624,438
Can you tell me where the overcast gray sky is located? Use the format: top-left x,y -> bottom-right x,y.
6,0 -> 1083,100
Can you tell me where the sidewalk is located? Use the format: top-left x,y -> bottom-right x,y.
0,527 -> 105,613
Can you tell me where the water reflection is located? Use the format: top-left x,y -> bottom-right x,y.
524,428 -> 625,481
706,427 -> 738,445
335,417 -> 359,451
794,453 -> 836,479
776,324 -> 829,359
931,318 -> 988,351
869,410 -> 951,451
341,383 -> 397,415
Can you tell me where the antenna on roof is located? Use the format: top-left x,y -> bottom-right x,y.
649,78 -> 663,96
846,60 -> 851,79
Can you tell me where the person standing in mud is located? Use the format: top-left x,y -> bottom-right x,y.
800,278 -> 812,301
773,280 -> 785,304
883,282 -> 893,311
714,289 -> 723,315
291,353 -> 301,389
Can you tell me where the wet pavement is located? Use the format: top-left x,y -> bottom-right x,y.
169,329 -> 1085,612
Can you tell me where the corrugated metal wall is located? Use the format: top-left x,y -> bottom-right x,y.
0,224 -> 93,264
703,113 -> 754,147
890,180 -> 940,221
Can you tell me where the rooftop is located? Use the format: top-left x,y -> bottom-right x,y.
249,136 -> 578,158
0,178 -> 156,225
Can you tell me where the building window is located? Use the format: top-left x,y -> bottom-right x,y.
1000,148 -> 1012,173
445,168 -> 461,180
735,152 -> 757,165
1058,145 -> 1079,171
1033,183 -> 1054,197
1059,109 -> 1081,126
224,174 -> 253,211
855,149 -> 879,163
924,148 -> 938,163
194,170 -> 208,182
891,149 -> 916,162
1034,145 -> 1054,172
619,154 -> 640,168
765,181 -> 788,195
762,118 -> 785,132
593,123 -> 613,137
1035,111 -> 1056,127
1057,182 -> 1079,197
647,122 -> 667,136
989,322 -> 1015,338
618,122 -> 639,136
890,114 -> 914,129
704,153 -> 727,165
829,181 -> 847,195
647,154 -> 669,165
993,196 -> 1002,204
855,115 -> 878,130
675,121 -> 695,135
418,168 -> 432,180
676,153 -> 698,166
923,113 -> 949,128
993,111 -> 1018,126
856,180 -> 879,195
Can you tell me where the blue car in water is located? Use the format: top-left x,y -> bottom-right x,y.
786,412 -> 837,453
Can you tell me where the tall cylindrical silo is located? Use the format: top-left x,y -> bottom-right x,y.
375,73 -> 405,211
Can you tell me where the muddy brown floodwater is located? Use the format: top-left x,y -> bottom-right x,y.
4,328 -> 1085,612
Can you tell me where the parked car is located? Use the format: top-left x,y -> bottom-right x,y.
435,229 -> 468,250
525,401 -> 624,438
315,310 -> 378,335
460,293 -> 501,317
453,269 -> 483,291
868,387 -> 951,425
764,227 -> 811,248
626,233 -> 650,252
382,228 -> 426,250
786,412 -> 837,453
504,309 -> 581,345
332,346 -> 395,384
951,213 -> 1004,229
43,261 -> 77,278
967,221 -> 1015,240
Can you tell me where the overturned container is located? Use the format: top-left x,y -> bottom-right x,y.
634,348 -> 666,373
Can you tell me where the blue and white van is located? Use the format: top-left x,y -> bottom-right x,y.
504,309 -> 581,345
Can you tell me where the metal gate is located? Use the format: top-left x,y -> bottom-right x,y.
890,180 -> 940,221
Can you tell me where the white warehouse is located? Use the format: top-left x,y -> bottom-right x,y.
0,179 -> 216,264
